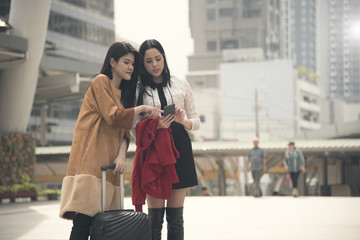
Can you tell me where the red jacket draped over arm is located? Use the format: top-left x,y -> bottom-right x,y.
131,117 -> 179,212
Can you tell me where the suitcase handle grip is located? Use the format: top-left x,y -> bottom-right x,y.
101,163 -> 116,171
100,163 -> 124,211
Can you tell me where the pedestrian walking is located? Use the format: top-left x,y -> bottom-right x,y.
247,137 -> 267,197
284,141 -> 306,197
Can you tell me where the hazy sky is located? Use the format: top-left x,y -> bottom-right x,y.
114,0 -> 193,80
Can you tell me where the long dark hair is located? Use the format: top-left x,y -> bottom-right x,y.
99,41 -> 139,108
137,39 -> 171,106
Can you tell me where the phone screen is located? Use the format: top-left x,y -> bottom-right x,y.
164,104 -> 175,117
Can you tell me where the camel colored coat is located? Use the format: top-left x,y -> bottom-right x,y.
59,74 -> 134,220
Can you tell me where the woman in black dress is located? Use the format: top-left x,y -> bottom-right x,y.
135,39 -> 200,240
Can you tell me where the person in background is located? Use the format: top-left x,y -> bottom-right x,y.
201,187 -> 211,196
59,42 -> 161,240
284,141 -> 306,197
134,39 -> 200,240
247,137 -> 267,197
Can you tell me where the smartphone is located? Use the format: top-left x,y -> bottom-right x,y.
163,104 -> 175,117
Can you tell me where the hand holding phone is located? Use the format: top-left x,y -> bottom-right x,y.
163,104 -> 175,117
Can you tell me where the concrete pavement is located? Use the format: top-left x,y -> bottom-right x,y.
0,196 -> 359,240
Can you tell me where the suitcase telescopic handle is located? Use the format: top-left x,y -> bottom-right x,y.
100,163 -> 124,211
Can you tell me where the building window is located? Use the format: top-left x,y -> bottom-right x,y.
62,0 -> 114,18
243,9 -> 261,18
207,41 -> 217,52
207,9 -> 216,20
221,39 -> 238,50
219,8 -> 234,18
207,0 -> 215,3
48,11 -> 114,46
243,0 -> 261,8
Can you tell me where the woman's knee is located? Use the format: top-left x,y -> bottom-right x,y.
146,194 -> 165,208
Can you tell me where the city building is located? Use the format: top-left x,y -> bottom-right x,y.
188,0 -> 283,140
191,46 -> 322,141
29,0 -> 116,145
290,0 -> 317,72
327,0 -> 360,98
295,75 -> 321,133
188,0 -> 282,72
316,0 -> 360,131
220,53 -> 294,142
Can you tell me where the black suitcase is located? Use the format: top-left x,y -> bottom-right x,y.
90,163 -> 151,240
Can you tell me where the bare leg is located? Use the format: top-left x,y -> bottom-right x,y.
147,194 -> 166,208
167,188 -> 187,208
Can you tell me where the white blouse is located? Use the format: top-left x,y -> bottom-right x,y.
132,76 -> 200,131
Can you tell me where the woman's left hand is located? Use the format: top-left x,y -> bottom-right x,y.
113,155 -> 126,174
301,166 -> 306,173
174,106 -> 184,125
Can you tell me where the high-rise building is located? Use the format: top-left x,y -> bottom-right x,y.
290,0 -> 317,72
328,0 -> 360,98
316,0 -> 330,100
316,0 -> 360,127
287,0 -> 321,133
189,0 -> 282,72
188,0 -> 283,140
280,0 -> 292,60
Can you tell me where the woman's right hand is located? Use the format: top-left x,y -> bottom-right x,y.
157,114 -> 174,129
284,165 -> 289,172
143,106 -> 163,118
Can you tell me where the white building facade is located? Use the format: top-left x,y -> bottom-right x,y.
295,78 -> 321,133
190,53 -> 322,142
220,59 -> 295,141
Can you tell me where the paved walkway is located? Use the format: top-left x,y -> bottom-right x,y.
0,196 -> 359,240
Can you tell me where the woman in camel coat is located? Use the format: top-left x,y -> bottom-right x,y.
59,42 -> 161,240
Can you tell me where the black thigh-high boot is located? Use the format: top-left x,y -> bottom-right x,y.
148,208 -> 165,240
69,213 -> 93,240
166,207 -> 184,240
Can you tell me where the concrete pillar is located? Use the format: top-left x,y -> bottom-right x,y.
40,105 -> 48,146
217,159 -> 226,196
239,156 -> 247,196
323,157 -> 330,196
0,0 -> 51,132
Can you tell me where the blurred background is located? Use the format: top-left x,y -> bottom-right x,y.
0,0 -> 359,201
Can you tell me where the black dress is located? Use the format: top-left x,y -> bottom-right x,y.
156,84 -> 198,189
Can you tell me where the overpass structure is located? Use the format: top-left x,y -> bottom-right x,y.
0,0 -> 51,133
0,0 -> 115,143
35,138 -> 360,197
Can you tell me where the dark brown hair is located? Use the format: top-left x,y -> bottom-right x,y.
99,41 -> 139,108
